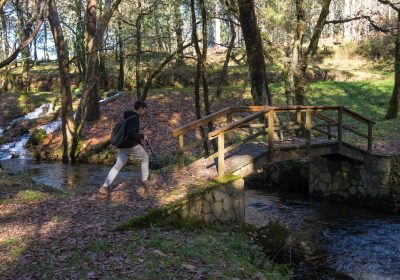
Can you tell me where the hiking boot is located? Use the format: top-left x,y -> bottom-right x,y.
142,180 -> 155,190
98,186 -> 110,197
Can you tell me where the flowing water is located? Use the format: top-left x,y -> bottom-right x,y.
0,103 -> 60,160
1,159 -> 140,192
246,185 -> 400,280
0,92 -> 121,160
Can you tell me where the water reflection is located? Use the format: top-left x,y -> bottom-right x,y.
1,159 -> 140,192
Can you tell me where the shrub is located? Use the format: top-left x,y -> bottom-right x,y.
355,35 -> 395,60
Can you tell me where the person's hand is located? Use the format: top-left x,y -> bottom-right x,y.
144,135 -> 149,141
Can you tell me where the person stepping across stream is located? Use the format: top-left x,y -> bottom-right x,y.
98,100 -> 155,197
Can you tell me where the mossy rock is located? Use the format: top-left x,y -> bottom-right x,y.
256,223 -> 307,264
256,223 -> 289,257
27,129 -> 47,148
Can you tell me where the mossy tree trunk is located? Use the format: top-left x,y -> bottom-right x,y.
71,0 -> 123,161
237,0 -> 272,105
174,2 -> 185,65
385,10 -> 400,120
47,0 -> 76,163
84,0 -> 101,122
285,0 -> 306,106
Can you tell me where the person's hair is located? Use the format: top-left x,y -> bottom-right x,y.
134,100 -> 147,110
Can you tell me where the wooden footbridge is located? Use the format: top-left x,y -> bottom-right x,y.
172,106 -> 375,178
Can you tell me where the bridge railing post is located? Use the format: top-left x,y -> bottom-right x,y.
217,133 -> 225,178
268,109 -> 275,157
368,121 -> 373,152
296,109 -> 303,137
305,108 -> 312,154
338,107 -> 343,150
227,112 -> 233,124
178,135 -> 184,169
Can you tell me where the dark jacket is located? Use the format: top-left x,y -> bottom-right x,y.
119,111 -> 144,148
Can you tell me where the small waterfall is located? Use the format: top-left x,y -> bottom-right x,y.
0,135 -> 30,159
0,92 -> 121,160
24,103 -> 55,120
0,103 -> 56,160
6,103 -> 55,129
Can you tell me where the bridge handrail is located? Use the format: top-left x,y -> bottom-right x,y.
172,107 -> 232,138
209,109 -> 269,139
342,107 -> 376,125
173,105 -> 375,176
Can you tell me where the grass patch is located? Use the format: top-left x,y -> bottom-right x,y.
62,226 -> 292,279
16,189 -> 48,202
0,237 -> 30,260
0,171 -> 63,204
131,227 -> 292,279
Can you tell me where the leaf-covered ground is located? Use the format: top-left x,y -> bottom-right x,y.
0,172 -> 291,279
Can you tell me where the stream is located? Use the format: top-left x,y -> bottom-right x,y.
1,99 -> 400,279
0,93 -> 120,160
246,185 -> 400,280
1,159 -> 140,192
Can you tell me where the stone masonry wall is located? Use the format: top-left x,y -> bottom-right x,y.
309,155 -> 400,212
166,179 -> 245,225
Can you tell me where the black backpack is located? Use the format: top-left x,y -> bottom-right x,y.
110,115 -> 136,148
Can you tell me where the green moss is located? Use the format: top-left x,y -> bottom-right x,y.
27,128 -> 47,148
214,174 -> 242,184
116,208 -> 166,230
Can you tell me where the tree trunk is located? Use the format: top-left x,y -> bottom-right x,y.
174,2 -> 184,64
237,0 -> 272,105
47,0 -> 75,163
15,3 -> 31,94
33,36 -> 38,66
75,0 -> 86,77
0,7 -> 9,91
43,21 -> 49,61
84,0 -> 100,122
285,0 -> 306,106
216,14 -> 236,97
135,10 -> 143,100
295,0 -> 332,105
1,7 -> 9,59
199,0 -> 214,139
70,0 -> 123,160
117,17 -> 124,91
385,11 -> 400,119
190,0 -> 208,154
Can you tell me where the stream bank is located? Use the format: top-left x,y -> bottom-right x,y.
245,177 -> 400,280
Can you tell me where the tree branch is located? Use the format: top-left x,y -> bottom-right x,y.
326,15 -> 395,33
142,42 -> 193,99
0,0 -> 49,69
377,0 -> 400,12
